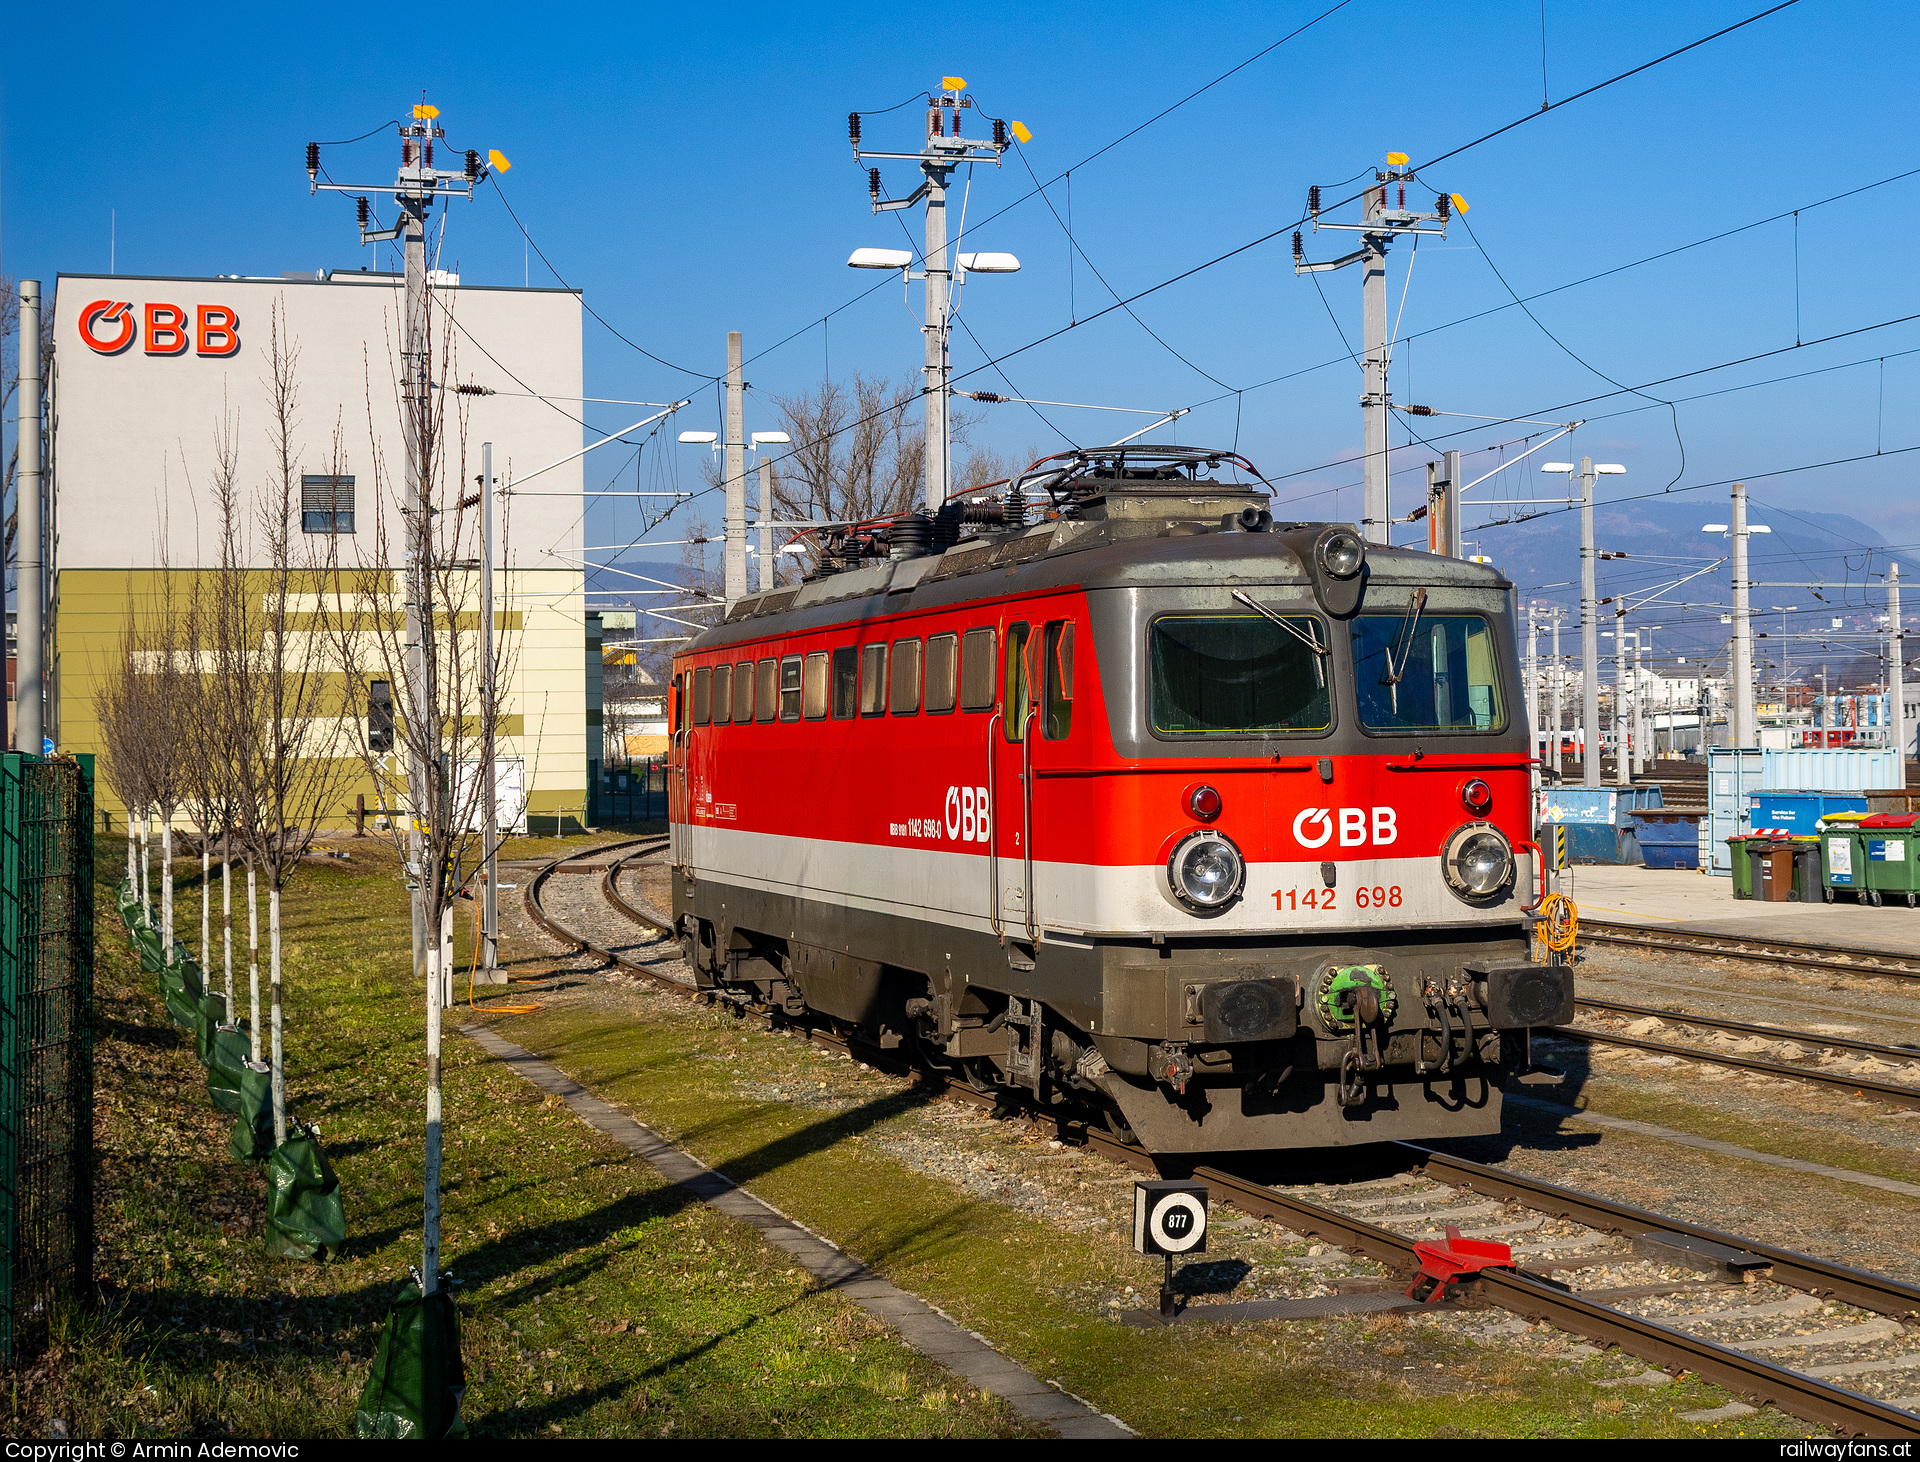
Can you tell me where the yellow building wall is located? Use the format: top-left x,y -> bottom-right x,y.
56,566 -> 588,832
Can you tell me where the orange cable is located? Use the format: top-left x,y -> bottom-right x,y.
466,891 -> 540,1015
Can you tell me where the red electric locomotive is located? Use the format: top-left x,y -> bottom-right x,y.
668,446 -> 1572,1154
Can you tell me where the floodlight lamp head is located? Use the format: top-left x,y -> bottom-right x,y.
1750,524 -> 1773,533
1702,524 -> 1729,533
848,247 -> 913,270
750,432 -> 791,446
957,251 -> 1020,274
677,431 -> 718,445
1540,462 -> 1575,473
1596,464 -> 1627,474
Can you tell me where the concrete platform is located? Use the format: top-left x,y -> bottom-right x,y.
1561,863 -> 1920,957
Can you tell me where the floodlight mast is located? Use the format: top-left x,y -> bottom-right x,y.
850,80 -> 1016,510
306,101 -> 487,1302
1294,159 -> 1458,545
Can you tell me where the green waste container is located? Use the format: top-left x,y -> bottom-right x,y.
1728,836 -> 1759,899
1861,814 -> 1920,908
1822,826 -> 1867,903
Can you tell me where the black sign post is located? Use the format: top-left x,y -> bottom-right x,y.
1133,1180 -> 1208,1319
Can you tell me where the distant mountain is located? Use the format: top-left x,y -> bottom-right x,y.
1460,497 -> 1890,666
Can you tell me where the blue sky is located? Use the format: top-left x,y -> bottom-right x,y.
6,0 -> 1918,600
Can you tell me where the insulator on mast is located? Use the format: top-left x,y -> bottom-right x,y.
306,141 -> 319,175
356,196 -> 370,227
402,139 -> 412,166
465,149 -> 479,181
424,141 -> 434,168
849,112 -> 861,147
1308,185 -> 1321,218
1291,230 -> 1303,260
868,168 -> 881,200
993,117 -> 1006,146
1435,192 -> 1451,220
928,108 -> 940,138
951,110 -> 961,136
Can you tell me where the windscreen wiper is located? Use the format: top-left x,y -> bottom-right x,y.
1230,589 -> 1327,688
1381,587 -> 1429,715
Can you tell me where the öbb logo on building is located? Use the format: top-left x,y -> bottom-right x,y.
77,300 -> 240,357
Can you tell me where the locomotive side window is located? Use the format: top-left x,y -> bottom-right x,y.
1149,614 -> 1331,736
712,664 -> 732,725
891,638 -> 924,714
780,655 -> 804,721
803,651 -> 830,720
691,666 -> 712,726
1044,620 -> 1075,740
959,628 -> 997,712
734,661 -> 755,723
859,644 -> 888,716
924,634 -> 958,713
1002,623 -> 1031,740
755,659 -> 778,723
830,647 -> 858,720
671,673 -> 684,732
1352,613 -> 1506,733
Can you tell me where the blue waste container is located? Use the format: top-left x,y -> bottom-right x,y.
1748,790 -> 1868,836
1629,810 -> 1704,869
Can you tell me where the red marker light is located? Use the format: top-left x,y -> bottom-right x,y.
1462,778 -> 1493,816
1189,785 -> 1223,822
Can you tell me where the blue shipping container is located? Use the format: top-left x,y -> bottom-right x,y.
1748,790 -> 1868,835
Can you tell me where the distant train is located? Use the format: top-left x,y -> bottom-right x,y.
667,446 -> 1572,1153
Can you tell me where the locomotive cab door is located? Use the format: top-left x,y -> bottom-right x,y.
991,621 -> 1070,946
990,623 -> 1036,940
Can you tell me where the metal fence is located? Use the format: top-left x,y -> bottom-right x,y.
600,758 -> 667,825
0,754 -> 94,1361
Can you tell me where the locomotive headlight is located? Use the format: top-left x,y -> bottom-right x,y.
1316,529 -> 1365,580
1169,830 -> 1245,911
1440,823 -> 1513,901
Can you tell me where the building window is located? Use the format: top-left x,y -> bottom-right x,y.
302,474 -> 355,534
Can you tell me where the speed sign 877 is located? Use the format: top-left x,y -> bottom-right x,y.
1132,1180 -> 1208,1257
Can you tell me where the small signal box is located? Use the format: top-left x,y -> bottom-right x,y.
1133,1180 -> 1208,1257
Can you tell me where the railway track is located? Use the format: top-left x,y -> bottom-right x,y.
1556,997 -> 1920,1111
517,843 -> 1920,1437
1581,919 -> 1920,983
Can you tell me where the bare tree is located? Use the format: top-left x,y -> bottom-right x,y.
318,288 -> 515,1291
211,304 -> 361,1144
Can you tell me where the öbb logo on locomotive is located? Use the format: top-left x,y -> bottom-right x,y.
1291,805 -> 1397,848
668,445 -> 1568,1157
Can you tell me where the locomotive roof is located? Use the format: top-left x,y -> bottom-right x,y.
686,485 -> 1512,655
